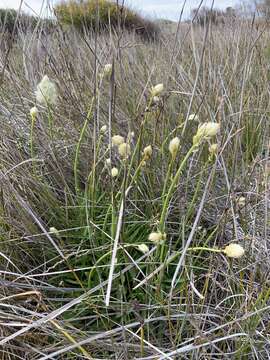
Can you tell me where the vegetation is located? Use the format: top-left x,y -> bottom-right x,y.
55,0 -> 159,39
191,6 -> 237,26
0,8 -> 38,34
0,7 -> 269,359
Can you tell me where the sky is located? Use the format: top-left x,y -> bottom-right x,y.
0,0 -> 243,21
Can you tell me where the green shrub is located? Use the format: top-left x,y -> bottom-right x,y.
55,0 -> 159,39
0,8 -> 38,34
0,8 -> 17,33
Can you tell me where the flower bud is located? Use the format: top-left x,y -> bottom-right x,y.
105,158 -> 111,166
151,83 -> 164,97
223,243 -> 245,258
100,125 -> 107,134
111,167 -> 118,177
148,231 -> 166,244
237,196 -> 246,208
49,227 -> 59,237
143,145 -> 152,159
169,137 -> 180,156
30,106 -> 38,119
209,143 -> 218,155
112,135 -> 125,146
137,244 -> 149,254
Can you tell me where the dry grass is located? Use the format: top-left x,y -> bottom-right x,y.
0,14 -> 269,359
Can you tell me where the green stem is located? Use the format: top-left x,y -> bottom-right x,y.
159,145 -> 196,231
30,115 -> 36,174
74,98 -> 94,193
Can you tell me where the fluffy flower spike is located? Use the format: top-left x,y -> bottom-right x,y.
148,231 -> 166,244
143,145 -> 152,160
111,167 -> 119,177
193,122 -> 220,146
36,75 -> 58,106
118,143 -> 131,159
112,135 -> 125,146
223,243 -> 245,258
104,63 -> 112,76
151,83 -> 164,97
30,106 -> 38,119
169,137 -> 180,157
137,244 -> 149,254
100,125 -> 107,134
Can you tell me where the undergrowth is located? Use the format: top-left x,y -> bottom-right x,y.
0,12 -> 269,360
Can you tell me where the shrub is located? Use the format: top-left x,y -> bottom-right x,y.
55,0 -> 159,39
191,6 -> 237,26
0,8 -> 38,34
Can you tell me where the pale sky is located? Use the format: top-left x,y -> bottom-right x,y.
0,0 -> 243,21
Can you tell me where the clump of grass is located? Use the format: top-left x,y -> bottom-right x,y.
55,0 -> 159,39
0,11 -> 269,360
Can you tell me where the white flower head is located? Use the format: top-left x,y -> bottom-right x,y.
103,63 -> 112,76
193,122 -> 220,146
100,125 -> 107,134
209,143 -> 218,155
112,135 -> 125,146
49,227 -> 59,236
169,137 -> 180,156
223,243 -> 245,258
143,145 -> 152,159
36,75 -> 58,106
148,231 -> 166,244
111,167 -> 118,177
188,113 -> 199,121
105,158 -> 111,166
118,142 -> 131,159
30,106 -> 38,119
237,196 -> 246,208
137,244 -> 149,254
151,83 -> 164,97
153,96 -> 160,104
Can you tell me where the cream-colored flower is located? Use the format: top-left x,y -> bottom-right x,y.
223,243 -> 245,258
112,135 -> 125,146
153,96 -> 160,104
237,196 -> 246,208
169,137 -> 180,156
137,244 -> 149,254
193,122 -> 220,146
49,227 -> 59,236
118,143 -> 131,159
104,63 -> 112,76
151,83 -> 164,97
105,158 -> 111,166
143,145 -> 152,159
209,143 -> 218,155
188,113 -> 199,121
30,106 -> 38,119
148,231 -> 166,244
36,75 -> 58,106
111,167 -> 118,177
100,125 -> 107,134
